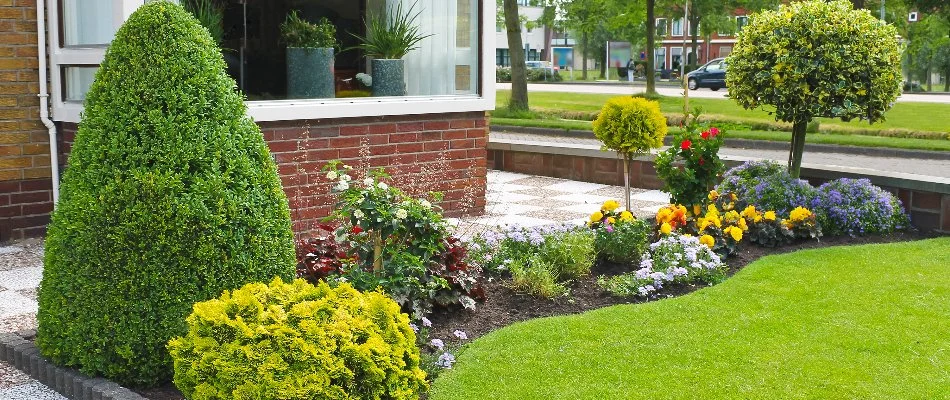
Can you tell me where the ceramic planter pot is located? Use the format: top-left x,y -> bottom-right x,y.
371,59 -> 406,97
287,47 -> 335,99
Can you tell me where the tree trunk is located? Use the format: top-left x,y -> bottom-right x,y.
582,32 -> 589,80
646,0 -> 656,94
927,67 -> 933,92
945,67 -> 949,92
788,121 -> 808,178
504,0 -> 528,111
689,13 -> 701,65
851,0 -> 866,9
623,155 -> 631,212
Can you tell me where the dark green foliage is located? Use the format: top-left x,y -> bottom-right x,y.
594,219 -> 652,264
281,11 -> 337,48
37,1 -> 295,387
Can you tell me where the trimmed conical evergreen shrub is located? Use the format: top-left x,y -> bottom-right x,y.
37,1 -> 295,386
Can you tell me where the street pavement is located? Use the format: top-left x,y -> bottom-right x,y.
496,82 -> 950,104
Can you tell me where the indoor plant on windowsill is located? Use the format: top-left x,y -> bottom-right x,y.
281,11 -> 337,99
350,1 -> 432,97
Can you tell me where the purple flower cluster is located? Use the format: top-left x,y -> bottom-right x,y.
717,160 -> 816,215
810,178 -> 909,236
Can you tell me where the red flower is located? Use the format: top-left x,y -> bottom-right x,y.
680,139 -> 692,150
701,131 -> 710,140
710,127 -> 719,136
351,225 -> 363,234
699,157 -> 705,166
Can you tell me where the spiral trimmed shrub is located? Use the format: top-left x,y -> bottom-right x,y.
716,160 -> 817,216
593,96 -> 667,158
37,2 -> 295,386
810,178 -> 910,236
168,278 -> 428,399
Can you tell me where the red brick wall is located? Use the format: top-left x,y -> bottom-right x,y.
55,111 -> 488,238
0,0 -> 55,242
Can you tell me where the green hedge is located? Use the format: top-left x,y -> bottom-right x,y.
169,279 -> 427,399
37,1 -> 295,386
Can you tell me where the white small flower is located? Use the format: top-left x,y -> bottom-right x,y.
420,199 -> 431,209
453,330 -> 468,340
334,181 -> 350,191
394,208 -> 408,220
430,339 -> 444,350
341,174 -> 352,182
377,182 -> 389,190
421,317 -> 432,327
363,177 -> 374,186
460,296 -> 476,310
326,171 -> 338,180
353,210 -> 364,219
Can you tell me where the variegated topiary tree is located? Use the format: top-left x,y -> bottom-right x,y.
726,0 -> 901,178
593,96 -> 667,211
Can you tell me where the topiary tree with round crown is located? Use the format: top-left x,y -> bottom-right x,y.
37,1 -> 296,386
593,96 -> 667,211
726,0 -> 901,178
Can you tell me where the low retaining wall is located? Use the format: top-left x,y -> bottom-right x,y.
488,140 -> 950,233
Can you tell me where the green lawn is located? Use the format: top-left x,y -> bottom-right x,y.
491,117 -> 950,152
432,238 -> 950,400
495,90 -> 950,136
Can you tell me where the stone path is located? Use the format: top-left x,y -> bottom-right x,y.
0,171 -> 666,400
0,239 -> 65,400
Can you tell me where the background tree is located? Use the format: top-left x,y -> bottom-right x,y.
726,0 -> 902,178
501,0 -> 529,111
563,0 -> 609,80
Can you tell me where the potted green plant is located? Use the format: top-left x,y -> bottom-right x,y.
350,1 -> 432,96
281,11 -> 337,99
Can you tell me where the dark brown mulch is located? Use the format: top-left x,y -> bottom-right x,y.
126,232 -> 936,399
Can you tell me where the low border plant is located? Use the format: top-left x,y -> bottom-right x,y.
810,178 -> 910,236
598,233 -> 727,297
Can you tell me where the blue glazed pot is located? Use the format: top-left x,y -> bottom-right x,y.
287,47 -> 335,99
371,59 -> 406,97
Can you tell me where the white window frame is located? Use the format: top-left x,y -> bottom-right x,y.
736,15 -> 749,33
48,0 -> 495,123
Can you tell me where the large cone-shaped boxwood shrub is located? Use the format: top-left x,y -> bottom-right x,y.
37,1 -> 296,386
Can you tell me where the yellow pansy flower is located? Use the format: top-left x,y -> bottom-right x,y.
737,218 -> 749,231
708,190 -> 719,201
764,211 -> 777,221
741,205 -> 758,219
707,204 -> 720,216
692,204 -> 702,216
725,226 -> 743,242
656,207 -> 672,223
660,222 -> 672,235
602,200 -> 620,212
590,211 -> 604,222
789,206 -> 812,222
697,217 -> 710,232
700,235 -> 715,248
620,211 -> 634,222
607,217 -> 616,224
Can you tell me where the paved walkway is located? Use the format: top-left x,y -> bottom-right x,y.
491,131 -> 950,179
0,171 -> 665,399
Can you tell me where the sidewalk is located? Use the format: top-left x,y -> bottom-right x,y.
489,131 -> 950,180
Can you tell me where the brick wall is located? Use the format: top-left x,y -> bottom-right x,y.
57,111 -> 489,238
0,0 -> 54,242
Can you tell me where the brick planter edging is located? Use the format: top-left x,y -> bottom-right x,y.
0,330 -> 147,400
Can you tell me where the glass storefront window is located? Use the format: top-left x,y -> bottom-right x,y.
61,0 -> 117,46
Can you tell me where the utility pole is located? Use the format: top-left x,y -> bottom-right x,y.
880,0 -> 885,20
683,1 -> 689,114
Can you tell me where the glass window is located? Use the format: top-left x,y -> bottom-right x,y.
737,16 -> 748,32
61,0 -> 117,46
63,66 -> 99,101
672,19 -> 682,36
654,47 -> 666,70
216,0 -> 480,100
496,49 -> 510,66
655,18 -> 667,37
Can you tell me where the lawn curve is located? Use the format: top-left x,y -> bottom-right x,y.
432,238 -> 950,400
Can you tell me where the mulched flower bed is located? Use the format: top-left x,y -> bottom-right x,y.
426,231 -> 934,342
59,232 -> 937,400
